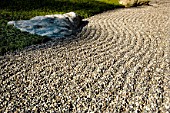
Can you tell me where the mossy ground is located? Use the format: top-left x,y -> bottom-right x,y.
0,0 -> 120,55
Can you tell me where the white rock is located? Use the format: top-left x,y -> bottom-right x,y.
119,0 -> 150,7
7,12 -> 83,38
7,21 -> 15,25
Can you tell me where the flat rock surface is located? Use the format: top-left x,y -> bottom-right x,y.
7,12 -> 82,38
119,0 -> 150,7
0,0 -> 169,112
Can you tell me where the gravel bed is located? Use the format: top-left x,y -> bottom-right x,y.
0,0 -> 169,112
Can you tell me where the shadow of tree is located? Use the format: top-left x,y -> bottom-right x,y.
0,0 -> 121,18
1,0 -> 115,10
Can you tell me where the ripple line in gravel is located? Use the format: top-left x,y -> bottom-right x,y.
0,0 -> 169,112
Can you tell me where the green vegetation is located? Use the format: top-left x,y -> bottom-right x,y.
97,0 -> 119,4
0,0 -> 120,55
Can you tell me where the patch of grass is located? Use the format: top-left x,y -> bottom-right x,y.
0,0 -> 120,55
97,0 -> 119,4
0,18 -> 51,55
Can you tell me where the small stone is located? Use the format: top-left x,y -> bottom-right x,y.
32,106 -> 37,111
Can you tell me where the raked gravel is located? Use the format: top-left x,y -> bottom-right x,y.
0,0 -> 169,112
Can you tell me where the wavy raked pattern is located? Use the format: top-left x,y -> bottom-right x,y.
0,0 -> 169,112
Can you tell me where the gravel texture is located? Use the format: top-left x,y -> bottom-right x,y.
0,0 -> 169,112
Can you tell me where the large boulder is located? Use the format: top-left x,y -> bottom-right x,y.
119,0 -> 150,7
8,12 -> 83,38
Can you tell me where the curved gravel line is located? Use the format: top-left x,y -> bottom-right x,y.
0,0 -> 169,112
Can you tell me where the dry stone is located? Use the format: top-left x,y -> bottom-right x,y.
7,12 -> 83,38
119,0 -> 150,7
1,0 -> 170,112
